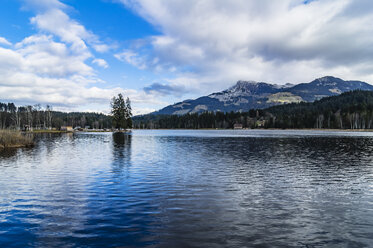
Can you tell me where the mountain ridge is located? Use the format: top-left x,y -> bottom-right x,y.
150,76 -> 373,116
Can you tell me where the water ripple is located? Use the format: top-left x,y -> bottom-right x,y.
0,130 -> 372,247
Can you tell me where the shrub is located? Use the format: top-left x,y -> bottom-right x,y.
0,130 -> 34,148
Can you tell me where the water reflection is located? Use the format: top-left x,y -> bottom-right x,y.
0,130 -> 372,247
0,148 -> 19,161
111,132 -> 132,177
112,132 -> 132,162
113,132 -> 132,147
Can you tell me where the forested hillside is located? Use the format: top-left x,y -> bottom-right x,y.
265,90 -> 373,129
133,90 -> 373,129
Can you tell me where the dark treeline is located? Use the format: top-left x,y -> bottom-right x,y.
133,111 -> 261,129
133,90 -> 373,129
51,112 -> 111,129
0,103 -> 112,130
265,90 -> 373,129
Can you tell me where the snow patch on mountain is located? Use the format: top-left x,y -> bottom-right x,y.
173,102 -> 191,108
329,88 -> 342,94
191,105 -> 208,113
208,80 -> 282,103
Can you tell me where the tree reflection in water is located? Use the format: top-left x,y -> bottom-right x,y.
111,132 -> 132,177
0,148 -> 18,159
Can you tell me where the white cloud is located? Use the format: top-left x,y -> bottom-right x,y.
13,34 -> 93,77
0,37 -> 110,106
30,8 -> 109,54
119,0 -> 373,94
114,50 -> 147,70
0,0 -> 164,114
0,37 -> 12,46
22,0 -> 66,11
0,38 -> 164,111
133,107 -> 156,115
92,58 -> 109,68
92,44 -> 111,53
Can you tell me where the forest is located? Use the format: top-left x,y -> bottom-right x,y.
0,103 -> 112,130
0,93 -> 133,130
133,90 -> 373,129
2,90 -> 373,130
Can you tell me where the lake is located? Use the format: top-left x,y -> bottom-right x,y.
0,130 -> 372,247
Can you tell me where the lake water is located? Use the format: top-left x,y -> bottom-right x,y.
0,130 -> 373,247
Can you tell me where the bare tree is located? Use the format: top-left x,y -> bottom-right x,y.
26,105 -> 33,131
46,105 -> 53,129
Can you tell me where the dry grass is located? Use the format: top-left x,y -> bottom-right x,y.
0,130 -> 34,148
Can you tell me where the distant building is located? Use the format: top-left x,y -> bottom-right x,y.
74,126 -> 83,131
256,120 -> 266,127
61,126 -> 74,132
234,123 -> 243,129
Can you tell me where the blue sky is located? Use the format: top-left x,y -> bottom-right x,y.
1,0 -> 373,114
0,0 -> 180,114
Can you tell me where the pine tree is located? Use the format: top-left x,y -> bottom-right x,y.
125,97 -> 133,128
111,94 -> 132,130
111,93 -> 127,129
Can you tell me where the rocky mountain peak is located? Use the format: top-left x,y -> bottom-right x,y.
318,76 -> 339,81
229,80 -> 261,93
209,80 -> 279,101
315,76 -> 341,85
234,80 -> 258,87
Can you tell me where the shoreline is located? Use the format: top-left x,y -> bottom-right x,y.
26,130 -> 113,134
0,143 -> 34,149
131,128 -> 373,132
27,130 -> 72,134
19,128 -> 373,133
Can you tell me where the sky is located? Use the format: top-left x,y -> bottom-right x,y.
1,0 -> 373,115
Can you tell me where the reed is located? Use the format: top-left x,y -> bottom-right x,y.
0,130 -> 34,148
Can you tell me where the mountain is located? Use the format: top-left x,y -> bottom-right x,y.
133,90 -> 373,130
152,76 -> 373,115
287,76 -> 373,101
